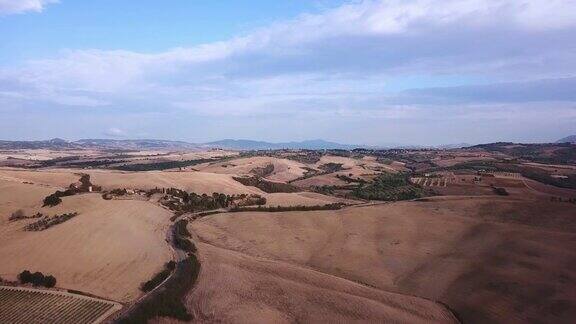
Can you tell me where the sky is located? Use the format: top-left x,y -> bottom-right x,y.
1,0 -> 575,146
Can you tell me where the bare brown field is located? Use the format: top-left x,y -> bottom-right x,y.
522,178 -> 576,198
0,192 -> 172,302
0,180 -> 54,217
291,172 -> 349,187
264,192 -> 357,207
196,156 -> 310,182
0,168 -> 80,189
85,170 -> 264,195
522,162 -> 576,176
431,153 -> 497,168
0,149 -> 89,161
190,198 -> 576,323
170,242 -> 457,324
1,144 -> 575,323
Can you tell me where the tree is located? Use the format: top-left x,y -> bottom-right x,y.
30,271 -> 45,286
43,194 -> 62,207
165,261 -> 176,271
18,270 -> 32,284
44,275 -> 57,288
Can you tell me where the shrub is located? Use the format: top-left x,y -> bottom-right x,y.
9,209 -> 25,221
492,187 -> 509,196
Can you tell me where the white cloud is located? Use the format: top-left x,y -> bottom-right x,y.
103,127 -> 127,138
1,0 -> 576,121
0,0 -> 57,15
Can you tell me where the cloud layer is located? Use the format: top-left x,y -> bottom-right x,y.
1,0 -> 576,143
0,0 -> 57,15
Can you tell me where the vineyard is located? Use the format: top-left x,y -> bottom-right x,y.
0,286 -> 121,324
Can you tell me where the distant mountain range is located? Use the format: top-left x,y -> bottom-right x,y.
74,139 -> 200,150
557,135 -> 576,144
202,139 -> 358,150
0,138 -> 356,150
7,137 -> 571,151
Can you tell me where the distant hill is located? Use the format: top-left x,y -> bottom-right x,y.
75,139 -> 200,150
0,138 -> 360,151
0,138 -> 201,151
0,138 -> 79,150
469,142 -> 576,164
437,143 -> 472,149
557,135 -> 576,144
203,139 -> 360,150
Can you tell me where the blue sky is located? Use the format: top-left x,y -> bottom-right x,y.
1,1 -> 345,63
1,0 -> 575,145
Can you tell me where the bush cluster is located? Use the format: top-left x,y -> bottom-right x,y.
161,188 -> 266,213
18,270 -> 57,288
24,212 -> 79,231
230,203 -> 345,213
9,210 -> 44,221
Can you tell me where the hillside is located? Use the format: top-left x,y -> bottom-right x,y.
190,197 -> 576,323
557,135 -> 576,144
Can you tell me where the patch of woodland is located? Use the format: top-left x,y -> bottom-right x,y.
140,261 -> 176,293
117,218 -> 201,323
312,173 -> 424,201
159,188 -> 267,214
116,256 -> 200,323
42,174 -> 101,207
288,163 -> 346,183
230,203 -> 345,213
250,163 -> 275,177
350,173 -> 423,201
233,176 -> 300,193
112,158 -> 218,171
173,220 -> 197,253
